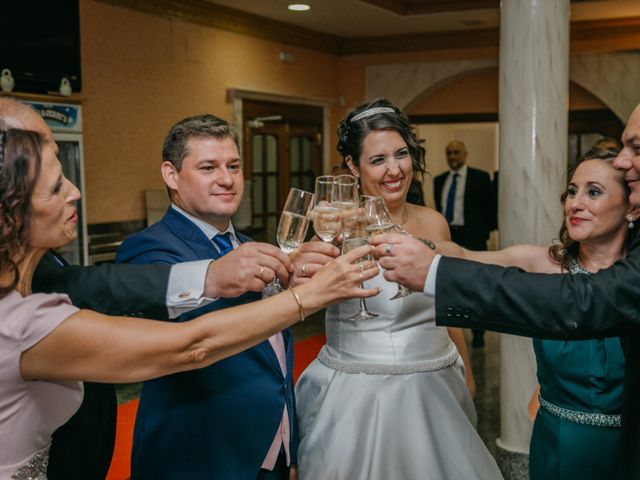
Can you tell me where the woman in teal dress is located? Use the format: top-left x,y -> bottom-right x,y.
530,327 -> 624,478
436,147 -> 639,479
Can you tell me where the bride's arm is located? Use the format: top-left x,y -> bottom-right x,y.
447,327 -> 476,398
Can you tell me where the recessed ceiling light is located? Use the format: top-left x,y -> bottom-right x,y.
288,4 -> 311,12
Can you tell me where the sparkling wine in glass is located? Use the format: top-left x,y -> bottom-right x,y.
333,175 -> 359,240
362,195 -> 412,300
342,215 -> 378,321
263,188 -> 314,298
277,211 -> 311,253
312,176 -> 341,243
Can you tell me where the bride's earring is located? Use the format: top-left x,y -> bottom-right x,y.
627,215 -> 636,229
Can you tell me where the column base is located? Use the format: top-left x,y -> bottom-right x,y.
495,439 -> 529,480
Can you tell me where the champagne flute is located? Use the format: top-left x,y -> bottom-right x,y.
263,188 -> 314,297
362,195 -> 412,300
333,174 -> 359,241
342,214 -> 378,321
312,175 -> 341,243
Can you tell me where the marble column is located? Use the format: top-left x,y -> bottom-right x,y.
497,0 -> 570,478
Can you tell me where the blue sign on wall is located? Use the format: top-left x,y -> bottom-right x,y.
26,102 -> 81,132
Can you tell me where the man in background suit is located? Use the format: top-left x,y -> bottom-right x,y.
434,140 -> 496,346
372,102 -> 640,479
117,114 -> 297,479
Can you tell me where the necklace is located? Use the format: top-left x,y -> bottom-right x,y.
399,204 -> 409,227
567,258 -> 592,275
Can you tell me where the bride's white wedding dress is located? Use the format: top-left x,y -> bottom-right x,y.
295,272 -> 503,480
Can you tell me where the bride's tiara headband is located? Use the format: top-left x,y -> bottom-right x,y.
350,106 -> 395,123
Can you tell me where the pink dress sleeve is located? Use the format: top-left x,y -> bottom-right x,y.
0,291 -> 81,478
20,292 -> 79,350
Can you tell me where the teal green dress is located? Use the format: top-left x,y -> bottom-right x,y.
529,262 -> 625,479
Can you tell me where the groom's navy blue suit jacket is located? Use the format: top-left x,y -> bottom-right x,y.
116,207 -> 297,480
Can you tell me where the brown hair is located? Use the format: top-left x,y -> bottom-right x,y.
337,98 -> 427,180
0,128 -> 43,297
162,114 -> 239,171
548,147 -> 636,269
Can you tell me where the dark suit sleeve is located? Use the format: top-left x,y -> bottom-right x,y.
32,254 -> 171,320
434,249 -> 640,339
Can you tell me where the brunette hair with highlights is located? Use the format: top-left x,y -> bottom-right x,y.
0,128 -> 43,297
337,98 -> 427,180
548,146 -> 637,269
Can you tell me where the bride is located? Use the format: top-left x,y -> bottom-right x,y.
294,99 -> 502,479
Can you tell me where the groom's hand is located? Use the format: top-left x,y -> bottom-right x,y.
371,233 -> 436,292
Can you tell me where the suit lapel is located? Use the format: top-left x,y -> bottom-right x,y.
162,210 -> 286,375
234,231 -> 286,375
161,207 -> 222,260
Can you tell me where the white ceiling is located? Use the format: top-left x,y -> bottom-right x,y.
204,0 -> 640,38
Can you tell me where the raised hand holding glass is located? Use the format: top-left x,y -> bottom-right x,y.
362,195 -> 412,300
264,188 -> 314,297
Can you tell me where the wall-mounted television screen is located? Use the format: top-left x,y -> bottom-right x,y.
0,0 -> 82,94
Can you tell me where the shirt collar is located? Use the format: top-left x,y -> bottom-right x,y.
170,204 -> 238,243
449,164 -> 468,178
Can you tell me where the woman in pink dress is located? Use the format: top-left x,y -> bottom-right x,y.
0,127 -> 379,479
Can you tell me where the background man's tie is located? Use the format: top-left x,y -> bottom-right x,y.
445,173 -> 459,224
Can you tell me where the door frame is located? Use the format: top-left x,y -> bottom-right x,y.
227,88 -> 336,174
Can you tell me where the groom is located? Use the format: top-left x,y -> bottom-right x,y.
117,114 -> 297,479
371,103 -> 640,480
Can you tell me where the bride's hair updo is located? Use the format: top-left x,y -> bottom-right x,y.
337,98 -> 427,179
0,128 -> 43,297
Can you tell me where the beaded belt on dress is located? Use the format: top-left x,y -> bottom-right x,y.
538,395 -> 621,428
317,344 -> 458,375
11,446 -> 49,479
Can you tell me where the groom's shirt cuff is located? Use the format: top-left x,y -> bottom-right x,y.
423,254 -> 442,297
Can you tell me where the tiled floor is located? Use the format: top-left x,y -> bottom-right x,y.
115,315 -> 501,458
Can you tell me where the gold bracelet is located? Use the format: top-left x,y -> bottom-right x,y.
289,287 -> 306,322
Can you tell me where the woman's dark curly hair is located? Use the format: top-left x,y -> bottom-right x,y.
548,146 -> 637,269
0,128 -> 43,297
337,99 -> 427,180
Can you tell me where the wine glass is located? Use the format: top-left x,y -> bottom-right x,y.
342,214 -> 378,321
312,175 -> 341,243
362,195 -> 412,300
263,188 -> 315,297
333,174 -> 359,240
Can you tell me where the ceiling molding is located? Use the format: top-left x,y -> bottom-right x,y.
96,0 -> 640,56
359,0 -> 499,16
343,16 -> 640,55
96,0 -> 343,54
341,27 -> 499,55
227,89 -> 338,107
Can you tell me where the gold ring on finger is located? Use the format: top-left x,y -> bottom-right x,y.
301,263 -> 308,276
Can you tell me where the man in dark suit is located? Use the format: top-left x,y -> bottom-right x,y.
372,102 -> 640,480
117,114 -> 296,479
434,140 -> 496,346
